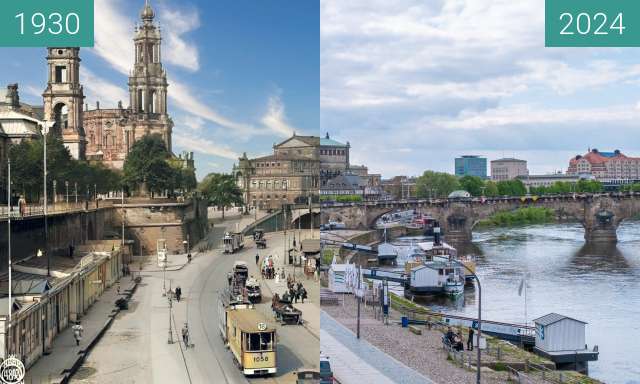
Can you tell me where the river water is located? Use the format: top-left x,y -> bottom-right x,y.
392,221 -> 640,384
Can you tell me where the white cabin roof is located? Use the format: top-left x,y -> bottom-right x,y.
533,313 -> 587,326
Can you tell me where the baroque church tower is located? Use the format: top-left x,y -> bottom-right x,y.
128,0 -> 173,152
43,48 -> 86,159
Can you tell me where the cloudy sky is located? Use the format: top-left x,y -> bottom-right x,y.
0,0 -> 319,179
321,0 -> 640,178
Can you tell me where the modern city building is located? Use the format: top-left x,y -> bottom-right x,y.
491,158 -> 529,181
518,173 -> 583,189
455,155 -> 487,178
234,134 -> 320,210
567,149 -> 640,182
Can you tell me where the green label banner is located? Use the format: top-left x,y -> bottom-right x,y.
0,0 -> 94,47
546,0 -> 640,47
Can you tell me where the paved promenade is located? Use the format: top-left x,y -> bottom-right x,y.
26,280 -> 134,383
320,311 -> 434,384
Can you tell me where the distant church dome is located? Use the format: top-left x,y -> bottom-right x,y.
141,1 -> 155,21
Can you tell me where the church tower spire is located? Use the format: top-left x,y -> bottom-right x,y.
128,0 -> 173,152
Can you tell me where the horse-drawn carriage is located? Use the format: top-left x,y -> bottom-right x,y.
271,293 -> 302,325
254,229 -> 267,249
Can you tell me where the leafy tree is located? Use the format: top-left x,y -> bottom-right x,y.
416,171 -> 460,198
576,179 -> 603,193
621,183 -> 640,192
496,179 -> 527,196
484,180 -> 499,197
8,134 -> 120,202
459,175 -> 485,196
198,173 -> 243,219
123,134 -> 194,196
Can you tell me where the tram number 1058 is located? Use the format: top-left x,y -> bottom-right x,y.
253,355 -> 269,363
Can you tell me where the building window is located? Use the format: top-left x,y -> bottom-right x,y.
137,89 -> 144,112
55,66 -> 68,83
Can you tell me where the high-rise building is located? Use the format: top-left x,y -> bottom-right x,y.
491,158 -> 528,181
455,155 -> 487,178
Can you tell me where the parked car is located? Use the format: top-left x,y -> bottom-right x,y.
320,356 -> 334,383
296,369 -> 320,383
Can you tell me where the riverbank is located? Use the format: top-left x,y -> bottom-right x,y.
476,206 -> 555,227
323,293 -> 518,384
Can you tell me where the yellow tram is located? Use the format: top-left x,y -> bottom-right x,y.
221,305 -> 277,376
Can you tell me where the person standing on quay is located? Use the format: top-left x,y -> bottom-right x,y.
467,327 -> 474,351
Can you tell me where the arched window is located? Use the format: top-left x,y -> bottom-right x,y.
53,103 -> 69,132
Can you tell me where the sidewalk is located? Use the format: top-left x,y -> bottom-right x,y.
26,280 -> 135,383
260,264 -> 320,338
320,311 -> 435,384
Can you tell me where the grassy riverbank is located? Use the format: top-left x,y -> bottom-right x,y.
477,207 -> 555,228
386,292 -> 601,383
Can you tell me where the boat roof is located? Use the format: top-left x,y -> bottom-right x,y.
227,308 -> 275,333
418,241 -> 455,251
413,261 -> 459,271
533,313 -> 587,326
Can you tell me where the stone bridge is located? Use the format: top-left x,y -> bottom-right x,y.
321,193 -> 640,243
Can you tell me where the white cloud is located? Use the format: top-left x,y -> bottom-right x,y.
174,133 -> 239,160
432,104 -> 640,131
261,93 -> 296,138
321,0 -> 640,179
93,0 -> 134,75
157,4 -> 200,72
81,68 -> 129,108
91,0 -> 255,134
178,114 -> 206,131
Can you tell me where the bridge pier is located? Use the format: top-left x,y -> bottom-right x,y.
444,230 -> 473,243
584,228 -> 618,243
583,209 -> 619,244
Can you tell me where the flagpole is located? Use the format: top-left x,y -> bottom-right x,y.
524,277 -> 528,327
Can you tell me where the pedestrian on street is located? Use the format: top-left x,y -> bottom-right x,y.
300,287 -> 307,303
187,253 -> 192,263
182,323 -> 190,348
255,253 -> 260,266
69,244 -> 74,258
467,327 -> 474,351
175,286 -> 182,302
72,321 -> 84,346
116,282 -> 121,295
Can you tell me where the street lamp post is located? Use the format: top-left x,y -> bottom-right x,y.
53,180 -> 57,205
74,182 -> 78,203
43,122 -> 50,277
167,294 -> 174,344
7,158 -> 12,322
65,180 -> 69,204
121,188 -> 126,271
433,255 -> 482,384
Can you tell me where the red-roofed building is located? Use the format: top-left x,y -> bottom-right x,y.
568,149 -> 640,181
